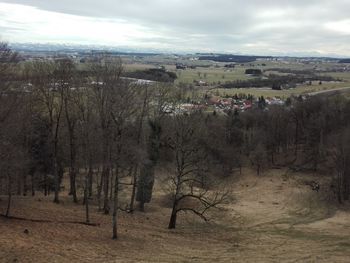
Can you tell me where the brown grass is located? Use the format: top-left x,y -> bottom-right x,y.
1,168 -> 350,262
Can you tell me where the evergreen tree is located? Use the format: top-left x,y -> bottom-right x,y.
136,119 -> 161,211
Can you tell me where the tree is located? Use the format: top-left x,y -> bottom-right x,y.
136,119 -> 161,211
0,42 -> 28,215
249,142 -> 267,176
0,114 -> 28,217
165,112 -> 228,229
136,84 -> 170,211
329,127 -> 350,203
264,105 -> 290,165
128,85 -> 150,213
109,78 -> 138,239
28,114 -> 53,196
73,79 -> 97,223
29,60 -> 66,203
92,57 -> 140,239
60,59 -> 79,203
89,57 -> 123,214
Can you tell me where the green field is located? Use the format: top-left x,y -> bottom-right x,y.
210,82 -> 349,99
174,67 -> 252,84
120,56 -> 350,98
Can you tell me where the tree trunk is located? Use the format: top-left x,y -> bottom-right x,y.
97,169 -> 103,211
84,174 -> 90,223
103,166 -> 110,214
129,165 -> 138,213
6,192 -> 12,218
23,173 -> 27,196
70,168 -> 78,203
68,127 -> 78,203
6,173 -> 12,217
294,120 -> 299,160
343,172 -> 349,201
112,167 -> 119,239
168,199 -> 178,229
44,174 -> 48,196
102,135 -> 111,214
138,201 -> 145,212
53,145 -> 60,203
16,174 -> 21,195
109,170 -> 114,201
31,172 -> 35,196
53,116 -> 61,204
53,160 -> 60,204
168,209 -> 177,229
337,172 -> 343,204
88,164 -> 93,197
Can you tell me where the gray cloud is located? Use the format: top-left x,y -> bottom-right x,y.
1,0 -> 350,56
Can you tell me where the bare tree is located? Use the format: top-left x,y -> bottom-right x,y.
0,42 -> 27,216
330,127 -> 350,203
249,142 -> 267,176
29,60 -> 66,203
74,80 -> 96,223
165,112 -> 228,229
109,78 -> 138,239
60,59 -> 79,203
89,58 -> 124,214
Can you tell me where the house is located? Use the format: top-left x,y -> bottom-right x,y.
208,96 -> 221,106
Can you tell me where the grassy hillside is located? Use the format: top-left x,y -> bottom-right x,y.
1,169 -> 350,262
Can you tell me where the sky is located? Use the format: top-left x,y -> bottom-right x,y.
0,0 -> 350,56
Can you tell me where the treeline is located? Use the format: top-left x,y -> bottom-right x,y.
198,54 -> 272,63
1,43 -> 350,240
220,74 -> 337,89
339,59 -> 350,63
123,68 -> 177,82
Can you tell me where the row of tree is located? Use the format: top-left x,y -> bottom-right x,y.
220,73 -> 337,89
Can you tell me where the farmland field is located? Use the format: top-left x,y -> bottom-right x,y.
119,55 -> 350,98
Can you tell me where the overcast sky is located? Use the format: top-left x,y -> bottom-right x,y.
0,0 -> 350,56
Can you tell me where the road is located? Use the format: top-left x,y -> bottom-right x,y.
308,86 -> 350,96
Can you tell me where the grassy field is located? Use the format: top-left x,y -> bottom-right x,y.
174,67 -> 252,84
120,57 -> 350,97
1,168 -> 350,262
210,81 -> 350,99
115,56 -> 350,99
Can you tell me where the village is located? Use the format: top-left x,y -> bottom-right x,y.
163,93 -> 285,115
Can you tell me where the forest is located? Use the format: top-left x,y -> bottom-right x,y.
1,42 -> 350,243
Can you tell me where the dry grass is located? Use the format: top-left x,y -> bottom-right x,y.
1,168 -> 350,262
210,81 -> 350,99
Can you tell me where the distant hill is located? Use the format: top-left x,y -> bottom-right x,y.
339,59 -> 350,63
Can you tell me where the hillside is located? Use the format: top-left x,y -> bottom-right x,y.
1,168 -> 350,263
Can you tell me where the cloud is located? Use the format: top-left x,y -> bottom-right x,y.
0,0 -> 350,56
